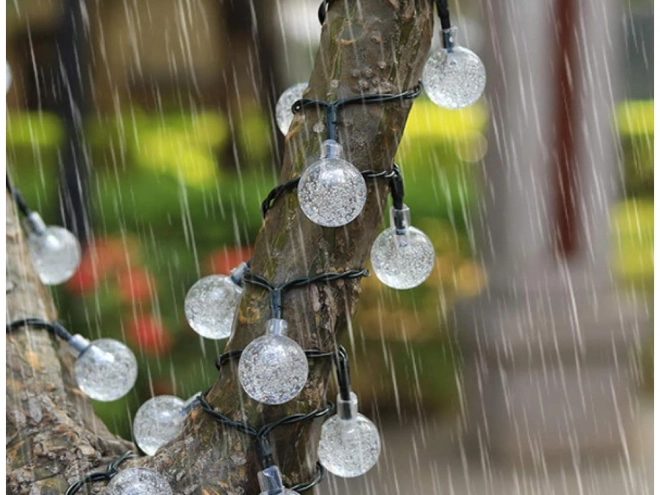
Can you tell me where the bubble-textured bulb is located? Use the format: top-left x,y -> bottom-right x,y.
104,468 -> 173,495
133,395 -> 186,455
24,213 -> 81,285
318,392 -> 381,478
297,140 -> 367,227
422,28 -> 486,109
239,319 -> 308,405
184,263 -> 246,339
69,335 -> 138,402
370,205 -> 435,290
258,465 -> 300,495
275,82 -> 308,135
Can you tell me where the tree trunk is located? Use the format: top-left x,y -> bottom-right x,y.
5,1 -> 433,493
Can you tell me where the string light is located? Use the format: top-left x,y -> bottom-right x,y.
258,465 -> 300,495
275,83 -> 308,135
239,318 -> 309,405
184,262 -> 247,340
370,204 -> 435,289
104,468 -> 173,495
317,349 -> 381,477
423,1 -> 486,109
238,269 -> 367,405
133,393 -> 201,455
6,176 -> 82,285
7,319 -> 138,402
297,139 -> 367,227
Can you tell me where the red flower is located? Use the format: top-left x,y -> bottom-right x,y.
65,237 -> 141,295
206,246 -> 253,275
116,269 -> 156,304
126,315 -> 173,356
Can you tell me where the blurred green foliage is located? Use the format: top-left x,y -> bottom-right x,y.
6,99 -> 653,441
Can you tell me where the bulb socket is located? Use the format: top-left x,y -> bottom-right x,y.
442,27 -> 458,51
390,205 -> 411,234
23,212 -> 47,236
257,465 -> 285,495
320,139 -> 343,160
68,334 -> 91,358
181,392 -> 203,414
229,262 -> 248,287
266,318 -> 288,337
336,392 -> 359,421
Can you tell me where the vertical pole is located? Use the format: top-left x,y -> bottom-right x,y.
57,0 -> 91,246
552,0 -> 579,257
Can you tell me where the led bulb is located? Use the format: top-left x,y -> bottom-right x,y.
258,465 -> 300,495
238,318 -> 308,405
275,82 -> 308,135
370,205 -> 435,290
297,140 -> 367,227
184,263 -> 247,340
24,213 -> 81,285
68,335 -> 138,402
133,394 -> 199,455
318,392 -> 381,478
104,468 -> 173,495
422,27 -> 486,109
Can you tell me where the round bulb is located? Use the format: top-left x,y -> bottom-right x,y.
318,393 -> 381,478
184,263 -> 246,340
25,213 -> 81,285
275,82 -> 308,135
72,337 -> 138,402
239,319 -> 308,405
422,28 -> 486,109
297,140 -> 367,227
133,395 -> 186,455
370,205 -> 435,290
105,468 -> 173,495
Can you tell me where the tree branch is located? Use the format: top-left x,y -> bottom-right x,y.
6,1 -> 433,493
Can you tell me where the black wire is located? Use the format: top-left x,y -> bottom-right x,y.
291,463 -> 326,492
291,83 -> 421,142
6,174 -> 32,217
334,347 -> 352,401
199,390 -> 333,480
6,318 -> 74,342
65,451 -> 136,495
435,0 -> 452,31
261,168 -> 398,218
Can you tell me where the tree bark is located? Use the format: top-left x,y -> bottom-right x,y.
6,1 -> 433,493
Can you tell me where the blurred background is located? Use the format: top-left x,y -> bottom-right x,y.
5,0 -> 653,489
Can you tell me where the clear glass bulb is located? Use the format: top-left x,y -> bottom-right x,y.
133,394 -> 199,455
297,140 -> 367,227
275,82 -> 308,135
24,213 -> 81,285
184,263 -> 247,340
104,468 -> 173,495
238,318 -> 308,405
68,335 -> 138,402
258,465 -> 300,495
422,27 -> 486,109
318,392 -> 381,478
370,205 -> 435,290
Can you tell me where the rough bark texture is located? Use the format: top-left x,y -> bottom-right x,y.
6,1 -> 433,493
6,195 -> 133,495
